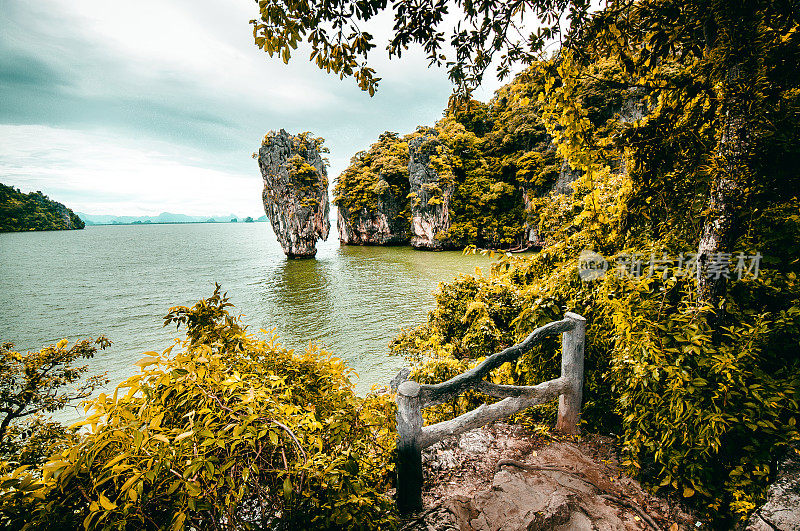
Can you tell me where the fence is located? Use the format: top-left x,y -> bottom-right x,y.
394,312 -> 586,515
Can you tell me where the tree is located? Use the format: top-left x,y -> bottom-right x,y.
0,338 -> 109,446
568,1 -> 799,306
251,0 -> 799,306
250,0 -> 590,96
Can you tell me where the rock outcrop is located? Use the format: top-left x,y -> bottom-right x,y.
402,423 -> 696,531
337,188 -> 409,245
746,444 -> 800,531
408,134 -> 452,250
257,129 -> 330,258
0,183 -> 85,232
333,131 -> 411,246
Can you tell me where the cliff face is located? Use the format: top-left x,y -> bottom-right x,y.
407,134 -> 452,250
333,131 -> 411,246
258,129 -> 330,258
335,133 -> 452,249
337,187 -> 409,245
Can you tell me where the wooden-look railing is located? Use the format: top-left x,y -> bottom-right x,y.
394,312 -> 586,515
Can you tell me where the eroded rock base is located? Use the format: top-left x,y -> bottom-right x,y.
746,445 -> 800,531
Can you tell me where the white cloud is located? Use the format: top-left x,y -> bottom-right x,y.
0,0 -> 541,216
0,125 -> 264,217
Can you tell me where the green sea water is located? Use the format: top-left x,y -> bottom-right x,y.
0,222 -> 493,420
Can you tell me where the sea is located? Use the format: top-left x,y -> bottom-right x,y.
0,222 -> 493,422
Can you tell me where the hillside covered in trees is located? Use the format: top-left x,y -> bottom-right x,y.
0,183 -> 85,232
0,0 -> 798,529
333,63 -> 635,250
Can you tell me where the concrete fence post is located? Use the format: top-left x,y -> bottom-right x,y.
556,312 -> 586,435
396,380 -> 423,515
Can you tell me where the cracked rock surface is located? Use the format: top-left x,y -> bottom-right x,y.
747,445 -> 800,531
258,129 -> 330,258
408,133 -> 452,250
400,423 -> 697,531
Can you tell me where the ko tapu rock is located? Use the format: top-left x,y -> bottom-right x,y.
257,129 -> 330,258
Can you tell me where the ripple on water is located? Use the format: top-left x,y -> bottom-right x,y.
0,223 -> 493,422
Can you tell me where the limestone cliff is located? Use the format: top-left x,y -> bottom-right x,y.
257,129 -> 330,258
337,190 -> 409,245
408,134 -> 452,250
334,131 -> 411,245
0,183 -> 84,232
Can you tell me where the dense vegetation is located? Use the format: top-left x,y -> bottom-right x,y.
387,3 -> 800,524
0,183 -> 84,232
332,52 -> 645,251
334,131 -> 412,241
0,0 -> 797,528
0,287 -> 397,530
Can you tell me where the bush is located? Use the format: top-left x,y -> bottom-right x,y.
1,286 -> 397,530
392,251 -> 800,523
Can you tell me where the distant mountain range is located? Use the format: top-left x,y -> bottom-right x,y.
77,212 -> 268,225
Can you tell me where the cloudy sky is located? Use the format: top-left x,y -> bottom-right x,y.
0,0 -> 512,217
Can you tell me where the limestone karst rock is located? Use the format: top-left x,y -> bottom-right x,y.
257,129 -> 330,258
334,131 -> 453,250
0,183 -> 85,232
334,132 -> 411,245
337,193 -> 409,245
407,133 -> 453,250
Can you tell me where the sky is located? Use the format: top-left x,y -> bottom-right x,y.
0,0 -> 514,217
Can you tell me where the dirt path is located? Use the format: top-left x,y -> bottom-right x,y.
398,422 -> 698,531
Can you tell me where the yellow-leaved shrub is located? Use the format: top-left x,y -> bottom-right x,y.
0,286 -> 397,530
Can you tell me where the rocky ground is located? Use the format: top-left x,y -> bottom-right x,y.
395,422 -> 699,531
745,444 -> 800,531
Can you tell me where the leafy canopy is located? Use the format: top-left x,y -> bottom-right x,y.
250,0 -> 593,95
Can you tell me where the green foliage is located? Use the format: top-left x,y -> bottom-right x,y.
390,22 -> 800,519
432,116 -> 525,249
333,131 -> 410,230
259,131 -> 330,211
334,72 -> 580,249
1,287 -> 397,530
392,274 -> 522,361
0,183 -> 85,232
0,339 -> 110,454
395,247 -> 800,522
0,416 -> 78,472
249,0 -> 587,94
607,277 -> 800,518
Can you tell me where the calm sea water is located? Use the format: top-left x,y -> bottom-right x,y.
0,223 -> 491,421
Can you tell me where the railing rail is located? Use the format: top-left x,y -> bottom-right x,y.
394,312 -> 586,515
